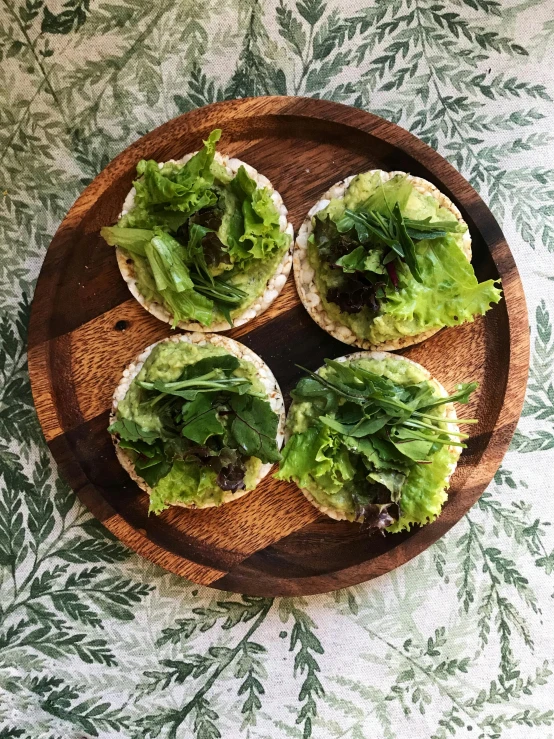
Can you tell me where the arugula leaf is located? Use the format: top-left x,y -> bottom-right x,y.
139,373 -> 251,401
290,376 -> 339,414
319,415 -> 356,435
180,395 -> 225,445
134,457 -> 172,488
285,361 -> 476,468
388,427 -> 435,461
228,394 -> 281,464
184,222 -> 213,281
108,418 -> 160,444
189,271 -> 247,326
419,382 -> 478,409
181,222 -> 247,325
181,354 -> 240,378
335,209 -> 372,243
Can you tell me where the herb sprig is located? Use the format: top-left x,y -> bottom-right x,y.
184,222 -> 247,326
297,359 -> 476,452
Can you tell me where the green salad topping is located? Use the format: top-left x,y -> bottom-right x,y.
308,172 -> 502,345
109,341 -> 281,514
276,356 -> 477,532
101,129 -> 290,327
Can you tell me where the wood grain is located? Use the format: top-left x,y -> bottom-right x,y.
28,97 -> 529,595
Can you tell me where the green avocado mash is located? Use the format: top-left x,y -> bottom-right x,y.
101,129 -> 291,328
309,172 -> 502,346
277,356 -> 475,532
111,340 -> 281,513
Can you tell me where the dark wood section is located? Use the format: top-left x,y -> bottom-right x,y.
28,97 -> 529,595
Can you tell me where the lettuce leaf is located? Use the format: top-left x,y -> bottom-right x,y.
133,129 -> 221,217
387,445 -> 453,532
100,226 -> 154,256
276,425 -> 355,494
226,165 -> 289,263
159,286 -> 213,327
380,236 -> 501,332
342,172 -> 413,214
276,427 -> 329,488
174,129 -> 221,187
144,232 -> 193,293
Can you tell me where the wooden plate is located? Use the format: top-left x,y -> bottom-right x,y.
28,97 -> 529,596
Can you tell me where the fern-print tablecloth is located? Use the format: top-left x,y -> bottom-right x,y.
1,1 -> 554,737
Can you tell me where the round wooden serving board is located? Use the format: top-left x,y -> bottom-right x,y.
28,97 -> 529,596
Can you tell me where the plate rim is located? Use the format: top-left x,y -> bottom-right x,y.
28,95 -> 530,596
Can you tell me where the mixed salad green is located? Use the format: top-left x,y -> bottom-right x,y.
109,341 -> 281,513
101,129 -> 290,328
276,355 -> 476,532
308,172 -> 502,345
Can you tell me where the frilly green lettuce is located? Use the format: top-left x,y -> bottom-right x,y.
226,165 -> 289,262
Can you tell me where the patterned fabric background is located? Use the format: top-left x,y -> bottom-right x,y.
1,1 -> 553,737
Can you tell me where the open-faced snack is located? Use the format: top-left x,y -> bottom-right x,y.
276,351 -> 477,532
294,170 -> 502,350
101,129 -> 293,331
110,333 -> 285,513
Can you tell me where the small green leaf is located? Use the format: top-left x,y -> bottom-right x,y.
181,395 -> 225,444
